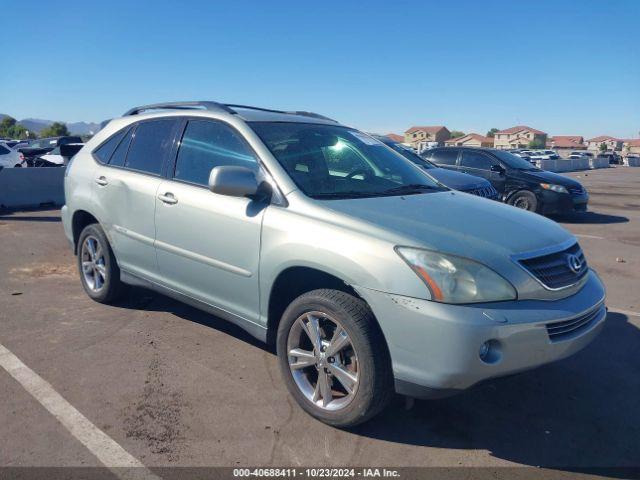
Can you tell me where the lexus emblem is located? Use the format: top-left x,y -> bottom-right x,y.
566,253 -> 583,273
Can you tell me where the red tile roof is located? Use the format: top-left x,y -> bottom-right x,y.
444,133 -> 492,144
549,136 -> 585,148
624,139 -> 640,147
496,125 -> 546,135
385,133 -> 405,143
587,135 -> 620,142
405,126 -> 448,135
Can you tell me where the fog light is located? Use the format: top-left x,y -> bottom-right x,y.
479,342 -> 490,360
479,339 -> 501,364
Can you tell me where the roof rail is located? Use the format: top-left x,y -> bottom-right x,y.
224,104 -> 338,123
123,101 -> 338,123
123,101 -> 235,116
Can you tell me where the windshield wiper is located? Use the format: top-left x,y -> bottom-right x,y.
311,191 -> 380,199
381,184 -> 441,195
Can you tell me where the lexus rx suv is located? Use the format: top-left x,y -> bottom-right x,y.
62,101 -> 606,427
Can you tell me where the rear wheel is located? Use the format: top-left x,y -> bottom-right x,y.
77,223 -> 125,303
277,289 -> 393,427
14,164 -> 22,168
508,190 -> 538,212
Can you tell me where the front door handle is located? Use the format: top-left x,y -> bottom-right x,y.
95,176 -> 108,186
158,192 -> 178,205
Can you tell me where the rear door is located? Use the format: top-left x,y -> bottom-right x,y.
154,118 -> 265,325
459,149 -> 507,193
92,118 -> 180,281
428,148 -> 460,171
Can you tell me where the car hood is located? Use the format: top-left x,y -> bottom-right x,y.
518,169 -> 582,187
323,191 -> 573,262
424,167 -> 489,190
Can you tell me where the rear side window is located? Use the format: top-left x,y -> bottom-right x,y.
109,128 -> 134,167
174,120 -> 257,186
125,119 -> 177,175
460,150 -> 495,170
431,148 -> 459,166
0,145 -> 10,155
94,128 -> 129,163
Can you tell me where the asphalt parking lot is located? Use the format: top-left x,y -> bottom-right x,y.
0,167 -> 638,475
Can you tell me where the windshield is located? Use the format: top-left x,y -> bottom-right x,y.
251,122 -> 444,199
492,150 -> 538,170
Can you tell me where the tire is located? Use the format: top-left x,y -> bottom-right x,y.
14,164 -> 22,168
276,289 -> 393,427
77,223 -> 125,304
508,190 -> 538,212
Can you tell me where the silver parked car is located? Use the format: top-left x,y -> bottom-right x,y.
62,101 -> 606,427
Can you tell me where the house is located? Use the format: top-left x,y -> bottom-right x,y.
547,136 -> 586,158
404,126 -> 451,149
586,136 -> 622,152
492,125 -> 547,150
385,133 -> 405,143
444,133 -> 493,148
622,139 -> 640,155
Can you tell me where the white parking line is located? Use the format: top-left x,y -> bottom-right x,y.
611,308 -> 640,318
0,343 -> 160,480
575,234 -> 605,240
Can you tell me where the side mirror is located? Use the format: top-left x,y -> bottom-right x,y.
209,165 -> 259,197
490,164 -> 505,174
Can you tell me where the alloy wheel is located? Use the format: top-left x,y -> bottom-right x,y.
80,235 -> 107,291
287,311 -> 359,411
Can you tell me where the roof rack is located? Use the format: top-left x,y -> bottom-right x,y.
123,101 -> 337,122
123,101 -> 235,116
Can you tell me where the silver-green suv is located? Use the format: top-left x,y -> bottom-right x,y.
62,101 -> 606,427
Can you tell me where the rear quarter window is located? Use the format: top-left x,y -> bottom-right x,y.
93,128 -> 129,163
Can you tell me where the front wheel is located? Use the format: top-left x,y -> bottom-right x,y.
508,190 -> 538,212
276,289 -> 393,427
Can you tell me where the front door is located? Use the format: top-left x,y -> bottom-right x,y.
154,118 -> 266,325
459,150 -> 507,193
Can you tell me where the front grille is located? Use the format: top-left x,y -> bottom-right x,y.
545,304 -> 604,342
568,185 -> 585,195
519,242 -> 588,289
465,185 -> 499,200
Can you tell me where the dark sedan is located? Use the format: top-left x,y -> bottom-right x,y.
424,147 -> 588,214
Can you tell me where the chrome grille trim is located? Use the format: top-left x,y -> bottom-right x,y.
515,241 -> 588,290
464,185 -> 499,200
545,303 -> 605,342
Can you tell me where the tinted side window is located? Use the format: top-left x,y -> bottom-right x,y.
109,128 -> 134,167
460,150 -> 495,170
431,149 -> 459,166
174,120 -> 257,186
94,128 -> 128,163
0,145 -> 10,155
125,119 -> 177,175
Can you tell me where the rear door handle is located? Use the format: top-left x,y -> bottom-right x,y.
95,176 -> 108,186
158,192 -> 178,205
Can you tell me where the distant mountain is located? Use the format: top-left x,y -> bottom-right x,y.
0,114 -> 101,136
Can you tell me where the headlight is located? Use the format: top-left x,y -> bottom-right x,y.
540,183 -> 568,194
395,247 -> 517,304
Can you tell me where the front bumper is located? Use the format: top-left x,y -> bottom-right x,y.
355,270 -> 606,398
540,190 -> 589,214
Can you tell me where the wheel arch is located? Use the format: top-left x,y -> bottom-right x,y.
267,266 -> 371,347
71,209 -> 101,254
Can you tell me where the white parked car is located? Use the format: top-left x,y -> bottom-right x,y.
0,141 -> 25,168
34,143 -> 84,167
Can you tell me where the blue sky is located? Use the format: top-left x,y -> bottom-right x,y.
1,0 -> 639,138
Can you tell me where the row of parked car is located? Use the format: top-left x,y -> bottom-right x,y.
0,136 -> 84,169
510,147 -> 623,164
378,137 -> 588,215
